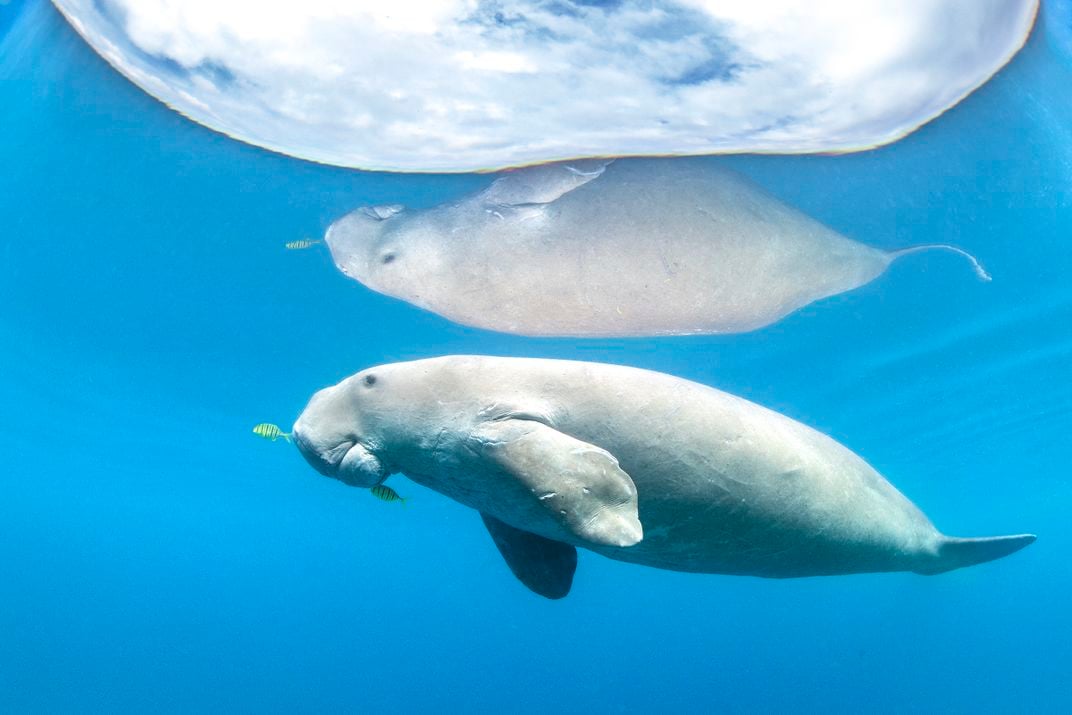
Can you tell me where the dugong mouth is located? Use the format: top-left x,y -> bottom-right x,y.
293,428 -> 386,488
306,439 -> 355,477
336,441 -> 387,487
291,426 -> 340,475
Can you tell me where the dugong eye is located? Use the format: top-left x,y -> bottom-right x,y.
380,252 -> 397,265
363,374 -> 377,386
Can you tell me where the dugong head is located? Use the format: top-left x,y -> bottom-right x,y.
292,368 -> 396,488
324,204 -> 445,300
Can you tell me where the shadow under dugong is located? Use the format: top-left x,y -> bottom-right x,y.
324,159 -> 990,337
292,356 -> 1034,599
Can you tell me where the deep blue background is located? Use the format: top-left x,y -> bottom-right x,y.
2,1 -> 1069,711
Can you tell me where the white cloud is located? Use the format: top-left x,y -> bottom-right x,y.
51,0 -> 1038,172
455,50 -> 536,74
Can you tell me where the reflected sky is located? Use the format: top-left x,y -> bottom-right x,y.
51,0 -> 1038,171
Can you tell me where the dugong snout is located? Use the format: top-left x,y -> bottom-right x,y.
323,204 -> 405,282
291,422 -> 345,477
292,384 -> 386,488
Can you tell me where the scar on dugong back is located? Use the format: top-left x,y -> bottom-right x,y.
323,158 -> 990,337
291,356 -> 1034,599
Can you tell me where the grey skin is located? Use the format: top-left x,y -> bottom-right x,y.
324,159 -> 990,337
292,356 -> 1033,599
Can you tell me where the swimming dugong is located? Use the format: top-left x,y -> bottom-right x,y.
292,357 -> 1033,599
324,159 -> 989,337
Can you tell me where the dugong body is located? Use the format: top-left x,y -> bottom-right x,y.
325,159 -> 988,337
293,356 -> 1032,598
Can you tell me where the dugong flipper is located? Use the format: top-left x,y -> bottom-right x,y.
471,419 -> 642,548
324,159 -> 988,337
292,357 -> 1034,599
481,513 -> 578,600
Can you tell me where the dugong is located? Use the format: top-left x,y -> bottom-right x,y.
324,159 -> 989,337
292,357 -> 1033,599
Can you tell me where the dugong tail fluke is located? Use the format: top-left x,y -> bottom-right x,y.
918,533 -> 1036,574
890,244 -> 993,282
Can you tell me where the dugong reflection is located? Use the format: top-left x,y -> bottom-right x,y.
325,159 -> 989,337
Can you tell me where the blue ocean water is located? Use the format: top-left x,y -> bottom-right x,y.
1,1 -> 1069,711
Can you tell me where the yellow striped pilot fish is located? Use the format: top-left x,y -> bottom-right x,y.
252,422 -> 291,442
371,484 -> 406,505
284,238 -> 321,250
